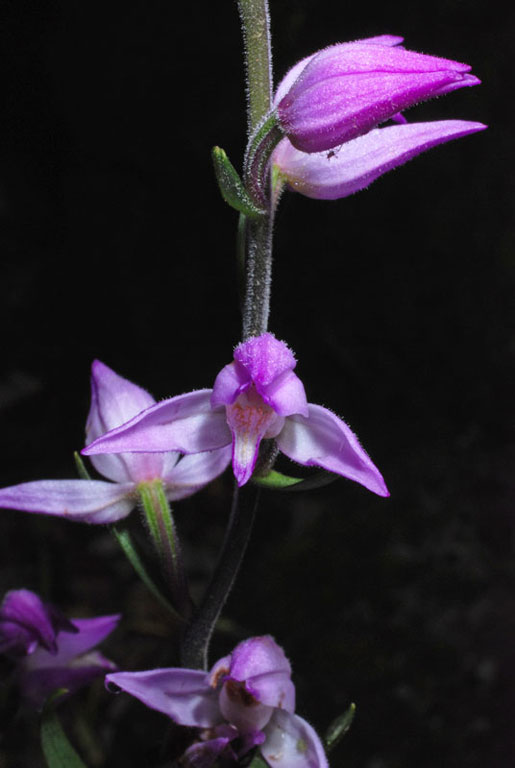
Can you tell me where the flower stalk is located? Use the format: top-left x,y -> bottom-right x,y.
139,480 -> 191,619
180,483 -> 259,670
179,0 -> 275,671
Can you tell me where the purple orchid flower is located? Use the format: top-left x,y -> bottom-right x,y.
270,35 -> 485,200
83,333 -> 388,495
0,361 -> 231,524
106,635 -> 328,768
274,35 -> 481,153
0,588 -> 119,708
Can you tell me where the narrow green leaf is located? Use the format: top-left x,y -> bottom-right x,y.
252,469 -> 337,492
324,702 -> 356,752
212,146 -> 265,218
252,469 -> 303,489
73,452 -> 91,480
41,703 -> 88,768
247,753 -> 270,768
111,526 -> 183,623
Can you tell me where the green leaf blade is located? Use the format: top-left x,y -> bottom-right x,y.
212,146 -> 265,218
41,707 -> 88,768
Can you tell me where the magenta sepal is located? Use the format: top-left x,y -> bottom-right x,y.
106,635 -> 328,768
275,35 -> 481,153
272,120 -> 487,200
0,361 -> 231,524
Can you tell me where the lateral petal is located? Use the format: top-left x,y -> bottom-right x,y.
106,668 -> 222,728
277,404 -> 389,497
261,710 -> 329,768
211,361 -> 251,408
273,121 -> 486,200
163,446 -> 232,500
86,361 -> 172,483
83,390 -> 231,456
0,480 -> 135,524
20,650 -> 118,709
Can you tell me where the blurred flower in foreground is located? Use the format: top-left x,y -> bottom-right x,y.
84,333 -> 389,495
107,635 -> 328,768
0,588 -> 119,708
0,361 -> 231,524
271,35 -> 485,199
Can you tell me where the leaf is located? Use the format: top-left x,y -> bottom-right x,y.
41,695 -> 88,768
247,753 -> 270,768
324,702 -> 356,752
73,452 -> 91,480
212,146 -> 265,218
111,526 -> 184,623
252,469 -> 337,492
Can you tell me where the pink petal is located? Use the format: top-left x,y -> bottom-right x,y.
163,446 -> 232,501
273,121 -> 487,200
273,35 -> 404,107
86,361 -> 170,483
259,369 -> 308,417
106,668 -> 222,728
278,42 -> 479,152
228,636 -> 295,713
20,650 -> 118,709
83,390 -> 231,456
0,479 -> 136,524
226,396 -> 284,486
277,404 -> 389,497
25,615 -> 120,669
0,590 -> 59,655
211,361 -> 251,408
261,710 -> 328,768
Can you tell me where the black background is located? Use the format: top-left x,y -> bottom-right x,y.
0,0 -> 513,766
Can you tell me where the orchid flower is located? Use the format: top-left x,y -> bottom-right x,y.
106,635 -> 328,768
83,333 -> 388,495
0,588 -> 119,708
0,361 -> 231,524
270,35 -> 485,200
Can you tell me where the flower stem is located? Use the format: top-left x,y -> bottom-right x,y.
237,0 -> 272,134
180,483 -> 259,669
139,480 -> 191,619
180,0 -> 272,670
237,0 -> 274,341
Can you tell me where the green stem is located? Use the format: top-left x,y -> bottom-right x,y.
179,0 -> 273,672
180,483 -> 259,669
237,0 -> 273,133
237,0 -> 274,341
139,481 -> 191,618
242,216 -> 273,338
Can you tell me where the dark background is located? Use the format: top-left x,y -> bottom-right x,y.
0,0 -> 513,766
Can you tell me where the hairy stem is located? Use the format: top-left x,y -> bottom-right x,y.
180,484 -> 259,669
237,0 -> 273,133
180,0 -> 273,670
